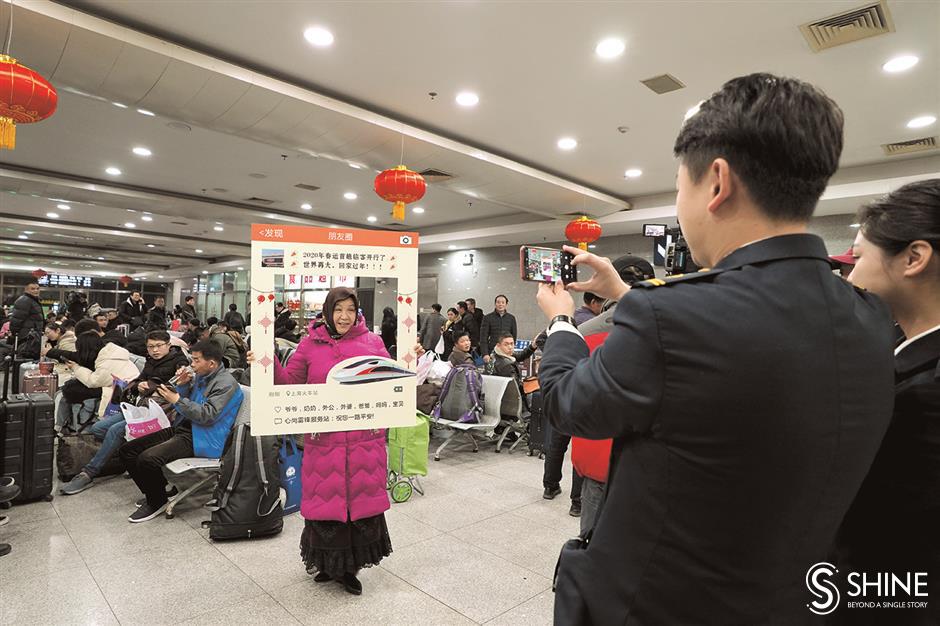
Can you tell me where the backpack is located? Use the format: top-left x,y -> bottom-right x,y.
205,422 -> 284,540
431,364 -> 484,424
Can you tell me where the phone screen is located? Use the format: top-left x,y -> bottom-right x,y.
520,246 -> 564,283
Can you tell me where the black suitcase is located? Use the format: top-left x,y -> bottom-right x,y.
527,391 -> 547,459
1,356 -> 55,503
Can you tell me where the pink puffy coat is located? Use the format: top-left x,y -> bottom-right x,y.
274,316 -> 391,522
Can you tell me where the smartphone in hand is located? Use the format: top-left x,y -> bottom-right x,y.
520,246 -> 577,285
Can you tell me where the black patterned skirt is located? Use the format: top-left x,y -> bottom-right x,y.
300,513 -> 392,578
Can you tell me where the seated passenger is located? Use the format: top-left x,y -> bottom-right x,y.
181,318 -> 202,346
59,331 -> 192,495
120,340 -> 244,522
484,331 -> 537,383
276,319 -> 301,344
448,331 -> 474,367
43,321 -> 77,352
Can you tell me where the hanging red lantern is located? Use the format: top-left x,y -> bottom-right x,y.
374,165 -> 426,222
0,55 -> 58,150
565,216 -> 602,251
119,275 -> 133,288
31,268 -> 47,280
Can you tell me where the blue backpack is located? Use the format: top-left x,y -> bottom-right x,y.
431,364 -> 484,423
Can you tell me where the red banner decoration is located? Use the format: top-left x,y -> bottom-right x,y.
565,216 -> 602,251
119,275 -> 133,287
374,165 -> 426,222
0,55 -> 58,150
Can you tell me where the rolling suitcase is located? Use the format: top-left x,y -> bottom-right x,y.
19,360 -> 57,396
527,390 -> 547,459
1,356 -> 56,503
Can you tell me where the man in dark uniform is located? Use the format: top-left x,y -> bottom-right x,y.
537,73 -> 896,624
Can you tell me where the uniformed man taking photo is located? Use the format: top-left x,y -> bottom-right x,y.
537,73 -> 896,625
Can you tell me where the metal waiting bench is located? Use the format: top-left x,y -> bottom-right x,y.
431,374 -> 514,461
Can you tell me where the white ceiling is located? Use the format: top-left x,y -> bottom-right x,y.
0,0 -> 936,279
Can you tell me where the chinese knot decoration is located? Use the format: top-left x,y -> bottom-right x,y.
31,268 -> 47,280
374,165 -> 426,222
0,55 -> 58,150
565,215 -> 602,251
119,275 -> 133,287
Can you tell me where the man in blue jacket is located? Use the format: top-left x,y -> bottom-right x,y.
120,340 -> 243,523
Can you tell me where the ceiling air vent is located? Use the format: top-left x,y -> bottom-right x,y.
881,136 -> 938,156
294,183 -> 321,192
640,74 -> 685,95
418,168 -> 455,183
800,0 -> 894,52
244,197 -> 276,205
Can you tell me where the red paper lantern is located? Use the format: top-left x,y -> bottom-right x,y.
0,55 -> 58,150
374,165 -> 426,222
31,268 -> 47,280
119,275 -> 133,288
565,216 -> 602,251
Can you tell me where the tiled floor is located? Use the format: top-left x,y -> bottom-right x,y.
0,432 -> 580,625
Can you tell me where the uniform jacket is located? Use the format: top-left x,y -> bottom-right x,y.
479,311 -> 518,355
274,316 -> 391,522
541,234 -> 895,625
834,326 -> 940,625
71,342 -> 142,416
173,365 -> 243,458
9,293 -> 43,339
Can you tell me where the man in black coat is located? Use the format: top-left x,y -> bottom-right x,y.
130,330 -> 191,396
180,296 -> 197,323
456,301 -> 479,355
146,296 -> 168,331
273,302 -> 292,333
536,73 -> 896,625
8,281 -> 44,343
480,295 -> 517,358
118,292 -> 146,329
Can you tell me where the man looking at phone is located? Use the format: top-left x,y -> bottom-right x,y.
537,74 -> 895,623
119,340 -> 243,522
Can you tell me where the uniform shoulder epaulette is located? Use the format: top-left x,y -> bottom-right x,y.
633,267 -> 726,289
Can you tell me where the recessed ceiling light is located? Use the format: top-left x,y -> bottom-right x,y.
17,235 -> 27,240
167,121 -> 192,132
498,267 -> 507,271
195,249 -> 203,253
265,213 -> 277,219
137,109 -> 155,116
124,222 -> 136,228
146,244 -> 155,248
303,26 -> 334,47
348,163 -> 362,169
237,267 -> 244,271
557,137 -> 578,150
97,256 -> 105,260
214,225 -> 224,231
883,55 -> 919,73
588,244 -> 597,249
46,212 -> 59,219
366,216 -> 378,223
23,231 -> 33,234
907,115 -> 936,129
112,102 -> 127,109
344,192 -> 358,200
850,223 -> 861,228
448,244 -> 457,250
132,147 -> 152,157
56,204 -> 70,210
141,215 -> 153,222
158,275 -> 164,279
595,37 -> 626,59
300,203 -> 313,210
437,257 -> 444,261
456,91 -> 480,107
412,206 -> 425,214
105,167 -> 122,176
202,270 -> 208,275
624,168 -> 643,178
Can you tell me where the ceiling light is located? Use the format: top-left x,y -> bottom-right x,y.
883,55 -> 919,73
367,216 -> 378,223
348,163 -> 362,169
437,257 -> 444,261
907,115 -> 936,129
456,91 -> 480,107
850,223 -> 861,228
124,222 -> 136,228
344,192 -> 358,200
195,249 -> 203,253
448,244 -> 457,250
624,168 -> 643,178
588,245 -> 597,249
141,215 -> 153,222
557,137 -> 578,150
146,244 -> 155,248
303,26 -> 334,47
412,206 -> 425,214
265,214 -> 277,219
56,204 -> 70,211
202,270 -> 208,275
132,147 -> 152,157
158,275 -> 164,279
17,235 -> 27,240
46,212 -> 59,219
498,267 -> 507,271
237,267 -> 244,271
97,256 -> 105,260
214,226 -> 224,231
112,102 -> 127,108
595,37 -> 626,59
23,231 -> 33,235
105,167 -> 122,176
137,109 -> 155,116
300,203 -> 312,210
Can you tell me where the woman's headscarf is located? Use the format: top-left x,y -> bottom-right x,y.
318,287 -> 360,340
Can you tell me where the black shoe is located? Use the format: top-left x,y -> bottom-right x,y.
128,501 -> 167,523
0,543 -> 10,557
569,500 -> 582,517
135,486 -> 179,508
0,483 -> 21,504
342,572 -> 362,595
543,486 -> 562,500
313,572 -> 333,583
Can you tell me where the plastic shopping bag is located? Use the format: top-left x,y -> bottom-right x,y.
416,350 -> 438,385
278,436 -> 302,516
122,399 -> 172,441
434,335 -> 445,355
